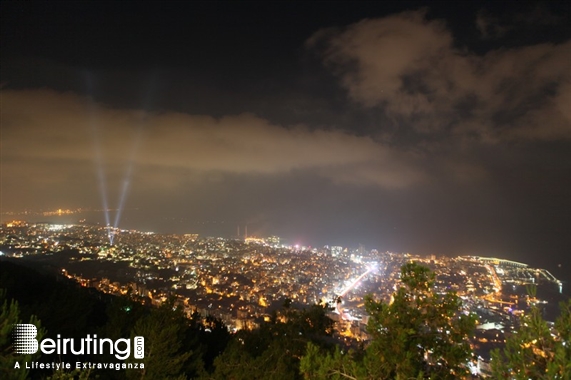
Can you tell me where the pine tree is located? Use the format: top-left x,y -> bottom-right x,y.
126,299 -> 192,380
208,303 -> 334,380
301,262 -> 476,380
127,300 -> 196,380
47,367 -> 92,380
491,292 -> 571,379
0,289 -> 45,380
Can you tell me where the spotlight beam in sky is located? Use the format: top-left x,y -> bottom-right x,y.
112,125 -> 143,232
111,77 -> 155,233
85,72 -> 112,244
85,75 -> 154,245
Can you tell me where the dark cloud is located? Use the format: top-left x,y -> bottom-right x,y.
514,4 -> 566,26
309,10 -> 571,142
475,10 -> 508,39
1,88 -> 429,212
1,3 -> 571,278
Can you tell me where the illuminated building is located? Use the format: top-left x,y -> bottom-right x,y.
4,220 -> 29,228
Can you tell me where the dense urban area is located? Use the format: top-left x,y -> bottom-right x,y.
1,220 -> 567,378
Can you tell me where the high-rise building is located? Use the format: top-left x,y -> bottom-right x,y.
266,236 -> 280,246
331,246 -> 342,257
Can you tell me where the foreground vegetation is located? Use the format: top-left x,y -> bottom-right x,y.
1,260 -> 569,379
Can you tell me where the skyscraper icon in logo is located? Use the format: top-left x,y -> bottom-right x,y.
13,324 -> 38,354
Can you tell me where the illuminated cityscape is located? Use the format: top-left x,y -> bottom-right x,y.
2,1 -> 571,378
1,220 -> 566,375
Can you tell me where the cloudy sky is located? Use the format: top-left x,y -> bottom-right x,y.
1,2 -> 570,271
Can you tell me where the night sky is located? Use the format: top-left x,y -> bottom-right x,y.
2,2 -> 570,272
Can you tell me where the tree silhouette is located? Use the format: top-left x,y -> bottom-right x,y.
301,262 -> 476,380
208,303 -> 334,380
126,299 -> 192,380
491,289 -> 571,379
0,289 -> 46,380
